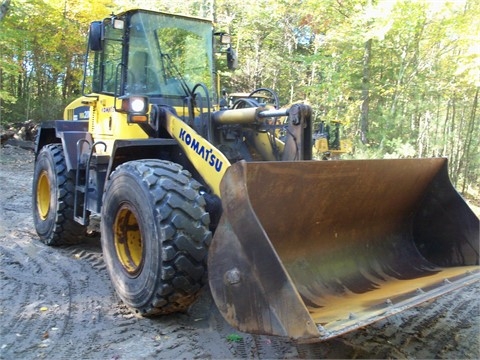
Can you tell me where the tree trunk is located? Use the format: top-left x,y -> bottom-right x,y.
0,0 -> 11,21
461,87 -> 479,193
360,38 -> 372,145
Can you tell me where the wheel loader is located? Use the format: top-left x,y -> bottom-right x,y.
32,9 -> 479,342
313,120 -> 351,160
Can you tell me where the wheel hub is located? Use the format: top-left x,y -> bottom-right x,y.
113,204 -> 144,276
37,170 -> 51,220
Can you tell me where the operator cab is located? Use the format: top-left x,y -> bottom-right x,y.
85,10 -> 217,107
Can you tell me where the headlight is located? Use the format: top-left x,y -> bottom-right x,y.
131,97 -> 146,112
118,95 -> 149,123
121,95 -> 148,113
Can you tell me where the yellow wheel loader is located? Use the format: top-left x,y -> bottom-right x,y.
32,9 -> 479,342
313,120 -> 351,159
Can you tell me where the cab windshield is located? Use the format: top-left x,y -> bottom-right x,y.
126,11 -> 214,97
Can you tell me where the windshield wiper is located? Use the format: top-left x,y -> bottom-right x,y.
160,53 -> 192,97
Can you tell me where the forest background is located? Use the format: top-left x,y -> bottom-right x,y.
1,0 -> 479,198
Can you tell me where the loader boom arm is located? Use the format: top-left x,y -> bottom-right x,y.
163,103 -> 312,196
163,110 -> 229,196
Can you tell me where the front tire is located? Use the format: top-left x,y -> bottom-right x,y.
100,160 -> 211,315
32,144 -> 87,245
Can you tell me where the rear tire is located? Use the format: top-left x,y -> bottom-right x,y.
100,160 -> 211,315
32,144 -> 87,245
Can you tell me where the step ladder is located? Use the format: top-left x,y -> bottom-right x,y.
74,140 -> 107,225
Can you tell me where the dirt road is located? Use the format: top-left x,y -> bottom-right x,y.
1,145 -> 479,359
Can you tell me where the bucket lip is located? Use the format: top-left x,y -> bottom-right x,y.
233,157 -> 449,165
310,267 -> 480,342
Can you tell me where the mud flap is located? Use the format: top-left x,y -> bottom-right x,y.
208,158 -> 479,341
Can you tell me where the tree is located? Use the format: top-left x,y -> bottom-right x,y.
0,0 -> 114,124
1,0 -> 478,195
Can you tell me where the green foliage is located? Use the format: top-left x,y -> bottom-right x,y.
0,0 -> 478,195
0,0 -> 115,125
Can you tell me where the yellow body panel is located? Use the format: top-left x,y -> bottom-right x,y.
63,96 -> 92,121
91,95 -> 148,155
64,95 -> 148,156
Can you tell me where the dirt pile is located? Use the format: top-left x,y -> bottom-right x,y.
0,121 -> 36,150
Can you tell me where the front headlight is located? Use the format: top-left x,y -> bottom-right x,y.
130,97 -> 147,112
118,95 -> 149,123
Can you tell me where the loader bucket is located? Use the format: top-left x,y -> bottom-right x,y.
208,158 -> 479,341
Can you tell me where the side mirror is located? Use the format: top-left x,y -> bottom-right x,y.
89,21 -> 104,51
226,46 -> 238,70
112,18 -> 124,30
220,33 -> 231,44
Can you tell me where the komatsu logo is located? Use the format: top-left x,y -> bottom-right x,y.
179,128 -> 223,172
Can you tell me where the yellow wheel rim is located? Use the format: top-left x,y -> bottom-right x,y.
114,205 -> 144,275
37,170 -> 51,220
